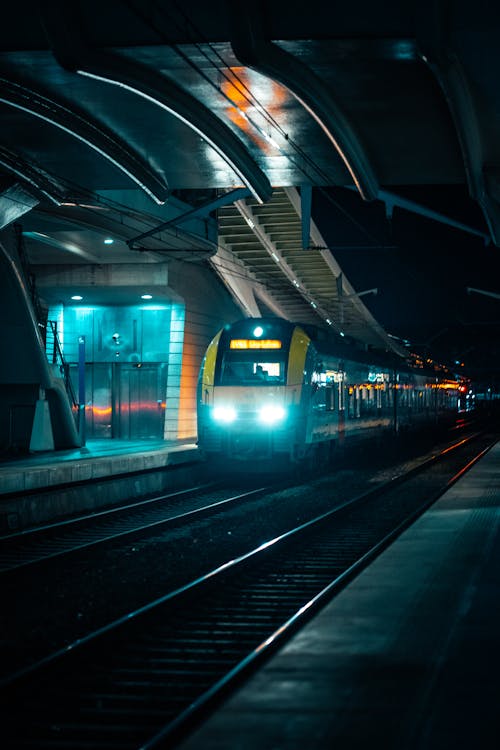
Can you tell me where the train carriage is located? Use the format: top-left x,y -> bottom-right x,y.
197,318 -> 466,464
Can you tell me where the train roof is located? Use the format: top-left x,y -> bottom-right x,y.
301,323 -> 460,381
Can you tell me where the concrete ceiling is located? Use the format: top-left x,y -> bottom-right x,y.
1,1 -> 499,365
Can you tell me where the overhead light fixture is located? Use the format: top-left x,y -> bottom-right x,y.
71,295 -> 83,301
141,294 -> 153,300
103,237 -> 114,244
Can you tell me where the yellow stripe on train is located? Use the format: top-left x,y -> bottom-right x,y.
201,330 -> 222,386
287,327 -> 310,385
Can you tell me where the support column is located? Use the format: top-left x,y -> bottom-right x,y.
29,388 -> 55,452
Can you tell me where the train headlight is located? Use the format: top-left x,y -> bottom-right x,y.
212,405 -> 237,423
259,404 -> 286,424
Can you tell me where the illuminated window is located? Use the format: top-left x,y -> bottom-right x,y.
256,362 -> 280,378
220,352 -> 286,385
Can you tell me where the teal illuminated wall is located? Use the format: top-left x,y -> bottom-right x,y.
47,302 -> 184,440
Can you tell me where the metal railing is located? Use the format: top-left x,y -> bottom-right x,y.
46,321 -> 78,412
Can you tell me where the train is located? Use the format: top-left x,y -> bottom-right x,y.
197,317 -> 470,464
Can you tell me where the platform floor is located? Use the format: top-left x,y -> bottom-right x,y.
0,438 -> 199,496
179,441 -> 500,750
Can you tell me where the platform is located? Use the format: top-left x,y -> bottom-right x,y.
0,438 -> 200,496
0,439 -> 201,532
179,440 -> 500,750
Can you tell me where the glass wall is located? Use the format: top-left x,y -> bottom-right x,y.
49,303 -> 181,440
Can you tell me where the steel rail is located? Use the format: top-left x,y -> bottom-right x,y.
1,432 -> 495,749
0,482 -> 269,572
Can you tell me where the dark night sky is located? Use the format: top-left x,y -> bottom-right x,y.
313,186 -> 500,381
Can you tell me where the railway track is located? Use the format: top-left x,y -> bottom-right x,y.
0,482 -> 271,572
0,423 -> 482,575
1,431 -> 496,749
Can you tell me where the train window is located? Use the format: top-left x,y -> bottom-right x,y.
219,351 -> 286,385
360,386 -> 377,415
256,362 -> 280,378
325,386 -> 335,411
314,384 -> 335,411
347,386 -> 360,419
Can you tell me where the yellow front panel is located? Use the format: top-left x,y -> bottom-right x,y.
202,330 -> 222,386
287,327 -> 310,386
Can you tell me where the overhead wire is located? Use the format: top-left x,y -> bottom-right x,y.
119,0 -> 395,338
166,1 -> 389,248
126,0 -> 389,250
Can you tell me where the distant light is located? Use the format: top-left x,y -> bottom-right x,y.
71,295 -> 83,301
103,237 -> 114,245
340,331 -> 345,337
141,294 -> 153,300
253,326 -> 263,338
392,40 -> 416,61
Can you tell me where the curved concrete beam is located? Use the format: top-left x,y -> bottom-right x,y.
0,75 -> 169,205
0,237 -> 80,448
0,144 -> 68,205
41,6 -> 272,204
0,182 -> 38,228
230,9 -> 379,201
418,7 -> 500,246
422,54 -> 500,246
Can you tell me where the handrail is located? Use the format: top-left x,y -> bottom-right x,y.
46,320 -> 78,409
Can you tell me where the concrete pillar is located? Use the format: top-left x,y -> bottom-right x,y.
164,303 -> 185,440
29,388 -> 55,452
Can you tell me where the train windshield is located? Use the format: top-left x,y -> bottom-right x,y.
219,350 -> 286,385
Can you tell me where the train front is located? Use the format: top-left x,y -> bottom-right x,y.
197,319 -> 309,461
